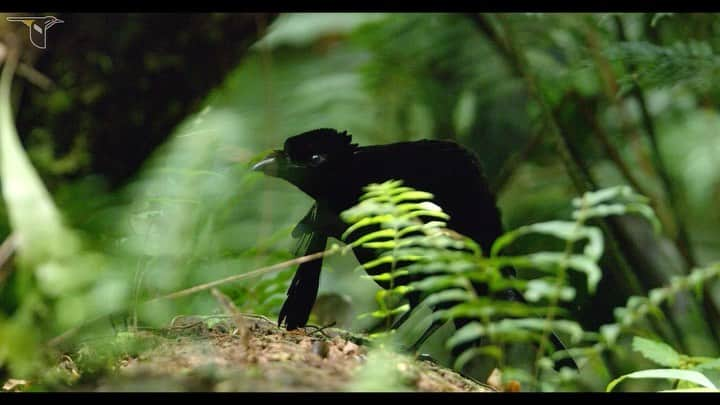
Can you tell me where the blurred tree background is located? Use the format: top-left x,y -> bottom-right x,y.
0,12 -> 719,392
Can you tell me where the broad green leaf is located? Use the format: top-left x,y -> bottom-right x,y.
606,369 -> 717,392
632,337 -> 682,368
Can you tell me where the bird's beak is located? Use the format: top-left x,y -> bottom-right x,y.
47,18 -> 63,28
251,150 -> 286,177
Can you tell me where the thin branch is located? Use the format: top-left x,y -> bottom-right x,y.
16,63 -> 53,90
465,14 -> 522,78
146,245 -> 340,303
48,246 -> 341,347
584,24 -> 658,179
574,92 -> 654,199
612,15 -> 697,269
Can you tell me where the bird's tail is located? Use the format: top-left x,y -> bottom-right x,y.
277,232 -> 326,330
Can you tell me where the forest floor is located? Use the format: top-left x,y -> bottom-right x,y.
11,313 -> 494,392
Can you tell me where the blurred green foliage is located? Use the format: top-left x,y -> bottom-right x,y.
1,12 -> 720,391
339,180 -> 666,391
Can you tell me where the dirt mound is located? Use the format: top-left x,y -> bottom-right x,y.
92,315 -> 492,392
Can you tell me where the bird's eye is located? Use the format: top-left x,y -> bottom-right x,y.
310,154 -> 326,165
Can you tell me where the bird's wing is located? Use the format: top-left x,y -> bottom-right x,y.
278,204 -> 328,330
291,203 -> 318,255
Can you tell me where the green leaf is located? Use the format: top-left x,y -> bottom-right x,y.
400,209 -> 450,222
441,301 -> 564,321
365,270 -> 409,282
0,53 -> 85,295
409,276 -> 467,294
348,228 -> 397,248
342,214 -> 395,239
496,253 -> 601,293
390,190 -> 435,204
421,288 -> 473,308
574,203 -> 661,235
572,186 -> 640,207
659,388 -> 720,393
453,345 -> 502,371
491,221 -> 604,262
650,13 -> 674,27
524,279 -> 576,302
600,324 -> 621,346
695,358 -> 720,371
361,254 -> 422,270
447,322 -> 484,350
632,337 -> 682,367
360,304 -> 411,320
606,369 -> 717,392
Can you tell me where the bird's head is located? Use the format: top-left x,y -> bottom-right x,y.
44,16 -> 64,29
251,128 -> 357,197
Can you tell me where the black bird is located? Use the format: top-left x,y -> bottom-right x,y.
252,128 -> 572,366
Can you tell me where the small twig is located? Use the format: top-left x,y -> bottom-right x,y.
0,41 -> 53,90
48,249 -> 338,348
146,245 -> 339,303
305,322 -> 337,339
16,63 -> 53,90
211,288 -> 249,346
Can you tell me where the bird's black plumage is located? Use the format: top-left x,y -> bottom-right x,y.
253,128 -> 573,366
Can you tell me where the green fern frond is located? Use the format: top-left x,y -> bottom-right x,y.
605,41 -> 720,94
